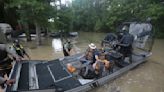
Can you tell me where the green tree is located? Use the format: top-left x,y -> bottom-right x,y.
8,0 -> 55,45
71,0 -> 164,38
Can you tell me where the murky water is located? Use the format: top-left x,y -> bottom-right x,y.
23,32 -> 105,60
91,40 -> 164,92
23,32 -> 164,92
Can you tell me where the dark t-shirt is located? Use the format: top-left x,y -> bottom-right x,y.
85,48 -> 99,64
92,49 -> 99,64
120,33 -> 134,46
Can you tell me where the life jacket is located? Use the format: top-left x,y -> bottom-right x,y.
13,44 -> 23,51
98,52 -> 109,69
101,60 -> 110,69
67,65 -> 76,73
13,44 -> 24,57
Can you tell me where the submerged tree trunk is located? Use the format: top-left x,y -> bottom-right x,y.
35,22 -> 41,45
24,23 -> 31,41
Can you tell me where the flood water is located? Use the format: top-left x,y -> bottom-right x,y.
23,32 -> 164,92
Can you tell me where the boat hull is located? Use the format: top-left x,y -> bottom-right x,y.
5,52 -> 151,92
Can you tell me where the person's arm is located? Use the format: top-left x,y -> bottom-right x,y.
0,44 -> 21,61
22,49 -> 30,60
117,43 -> 129,47
94,50 -> 100,61
64,43 -> 70,55
0,76 -> 15,85
117,35 -> 130,47
24,52 -> 30,60
95,55 -> 99,61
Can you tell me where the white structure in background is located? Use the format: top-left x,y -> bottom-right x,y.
50,0 -> 72,9
52,39 -> 63,52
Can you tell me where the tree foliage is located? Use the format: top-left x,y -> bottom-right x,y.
7,0 -> 55,44
71,0 -> 164,37
8,0 -> 55,26
3,0 -> 164,38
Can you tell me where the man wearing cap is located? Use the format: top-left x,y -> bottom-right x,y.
86,43 -> 99,64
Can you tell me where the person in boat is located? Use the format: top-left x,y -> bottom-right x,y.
79,63 -> 98,79
63,39 -> 73,56
12,39 -> 30,60
92,50 -> 111,77
117,25 -> 134,63
0,43 -> 21,77
0,76 -> 15,89
66,63 -> 97,79
81,43 -> 99,65
98,52 -> 110,70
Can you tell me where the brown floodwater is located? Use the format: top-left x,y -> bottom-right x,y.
23,32 -> 105,60
90,39 -> 164,92
23,32 -> 164,92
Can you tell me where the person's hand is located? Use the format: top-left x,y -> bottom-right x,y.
15,56 -> 22,62
6,79 -> 15,86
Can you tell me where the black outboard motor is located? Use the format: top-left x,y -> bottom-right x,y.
101,33 -> 117,48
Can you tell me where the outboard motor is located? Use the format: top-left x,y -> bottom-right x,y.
101,33 -> 117,48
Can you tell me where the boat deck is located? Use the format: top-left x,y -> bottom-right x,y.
6,51 -> 151,92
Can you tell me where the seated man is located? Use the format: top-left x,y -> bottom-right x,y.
12,39 -> 30,60
81,43 -> 99,65
80,50 -> 93,65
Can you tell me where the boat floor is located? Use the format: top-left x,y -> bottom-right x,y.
6,51 -> 150,92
